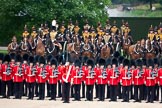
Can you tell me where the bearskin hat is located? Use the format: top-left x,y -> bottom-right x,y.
0,53 -> 4,60
136,59 -> 143,67
46,54 -> 53,63
39,56 -> 45,64
130,59 -> 136,67
142,58 -> 147,66
74,59 -> 81,67
160,58 -> 162,67
34,55 -> 40,63
16,54 -> 22,62
28,56 -> 34,64
118,56 -> 124,64
23,54 -> 29,61
113,51 -> 120,58
9,53 -> 16,60
82,56 -> 88,64
123,59 -> 130,67
147,59 -> 154,67
153,58 -> 159,66
51,58 -> 58,66
3,54 -> 11,62
86,59 -> 94,68
106,58 -> 112,66
98,58 -> 106,66
111,58 -> 118,66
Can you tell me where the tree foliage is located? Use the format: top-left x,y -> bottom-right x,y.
0,0 -> 111,45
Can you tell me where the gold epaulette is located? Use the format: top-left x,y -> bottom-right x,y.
98,31 -> 105,36
31,32 -> 37,38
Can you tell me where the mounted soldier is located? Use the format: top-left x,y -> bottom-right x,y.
148,25 -> 155,41
22,25 -> 30,40
8,36 -> 19,54
83,19 -> 91,31
105,19 -> 111,32
110,21 -> 119,35
120,20 -> 126,36
68,18 -> 74,34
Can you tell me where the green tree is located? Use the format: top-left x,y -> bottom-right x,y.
0,0 -> 111,45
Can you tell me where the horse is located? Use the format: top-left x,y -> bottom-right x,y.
7,36 -> 19,54
28,36 -> 37,55
144,39 -> 156,59
100,44 -> 111,59
128,45 -> 142,60
66,33 -> 81,60
35,37 -> 45,56
122,36 -> 132,58
46,37 -> 62,57
19,37 -> 30,56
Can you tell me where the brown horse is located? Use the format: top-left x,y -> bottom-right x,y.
145,39 -> 156,59
35,37 -> 45,56
8,36 -> 19,54
19,37 -> 30,56
122,36 -> 131,58
28,36 -> 37,55
128,45 -> 142,60
100,44 -> 111,59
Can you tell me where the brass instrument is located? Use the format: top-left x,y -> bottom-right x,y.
114,67 -> 120,77
41,66 -> 47,79
52,69 -> 59,77
6,64 -> 12,75
138,69 -> 144,78
18,65 -> 23,76
89,68 -> 95,78
77,68 -> 84,77
150,69 -> 158,78
32,66 -> 37,75
101,69 -> 108,79
126,69 -> 132,79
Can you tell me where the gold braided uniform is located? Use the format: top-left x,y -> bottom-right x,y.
22,31 -> 29,38
50,31 -> 57,41
60,26 -> 65,34
110,27 -> 118,34
31,31 -> 37,38
98,31 -> 105,37
121,25 -> 126,35
148,33 -> 155,41
124,27 -> 131,35
83,32 -> 89,41
74,26 -> 80,34
158,29 -> 162,40
103,35 -> 110,43
68,24 -> 74,32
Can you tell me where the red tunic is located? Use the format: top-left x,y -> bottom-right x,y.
1,64 -> 13,81
85,69 -> 96,85
37,67 -> 47,83
82,65 -> 87,82
108,68 -> 119,85
158,68 -> 162,86
13,65 -> 24,82
26,66 -> 36,83
61,65 -> 73,83
145,69 -> 156,86
72,67 -> 82,85
133,68 -> 144,85
97,68 -> 108,85
48,67 -> 58,84
120,69 -> 132,86
22,63 -> 28,80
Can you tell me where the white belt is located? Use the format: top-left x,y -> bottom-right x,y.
122,77 -> 131,80
74,76 -> 82,78
135,76 -> 139,78
159,76 -> 162,78
110,76 -> 116,79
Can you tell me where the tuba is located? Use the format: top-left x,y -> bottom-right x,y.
6,64 -> 12,75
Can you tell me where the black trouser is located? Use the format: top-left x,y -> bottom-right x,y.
160,86 -> 162,102
110,85 -> 117,101
11,80 -> 14,96
106,84 -> 110,98
146,86 -> 155,103
98,84 -> 105,101
154,84 -> 159,101
58,80 -> 62,97
38,83 -> 45,99
0,80 -> 1,95
27,83 -> 35,99
74,84 -> 81,100
95,82 -> 98,98
142,84 -> 147,100
23,80 -> 27,96
134,85 -> 143,101
117,83 -> 122,99
81,81 -> 85,98
50,84 -> 57,99
35,82 -> 39,96
63,82 -> 70,102
71,84 -> 74,98
86,85 -> 94,101
14,82 -> 23,99
47,81 -> 51,97
1,80 -> 12,97
130,85 -> 134,99
122,86 -> 130,102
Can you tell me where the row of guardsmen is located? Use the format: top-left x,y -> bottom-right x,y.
1,53 -> 162,103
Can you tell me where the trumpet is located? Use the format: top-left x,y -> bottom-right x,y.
6,64 -> 12,75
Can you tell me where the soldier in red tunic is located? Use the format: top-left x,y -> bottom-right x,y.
145,59 -> 156,103
37,56 -> 47,100
158,58 -> 162,103
26,56 -> 36,100
97,58 -> 107,101
1,54 -> 12,99
72,59 -> 82,101
85,59 -> 95,101
61,53 -> 73,103
108,58 -> 119,102
45,54 -> 53,97
48,58 -> 58,100
133,59 -> 144,102
142,58 -> 147,100
94,61 -> 100,99
120,59 -> 132,102
13,54 -> 24,99
0,53 -> 4,96
106,58 -> 111,99
22,54 -> 29,96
